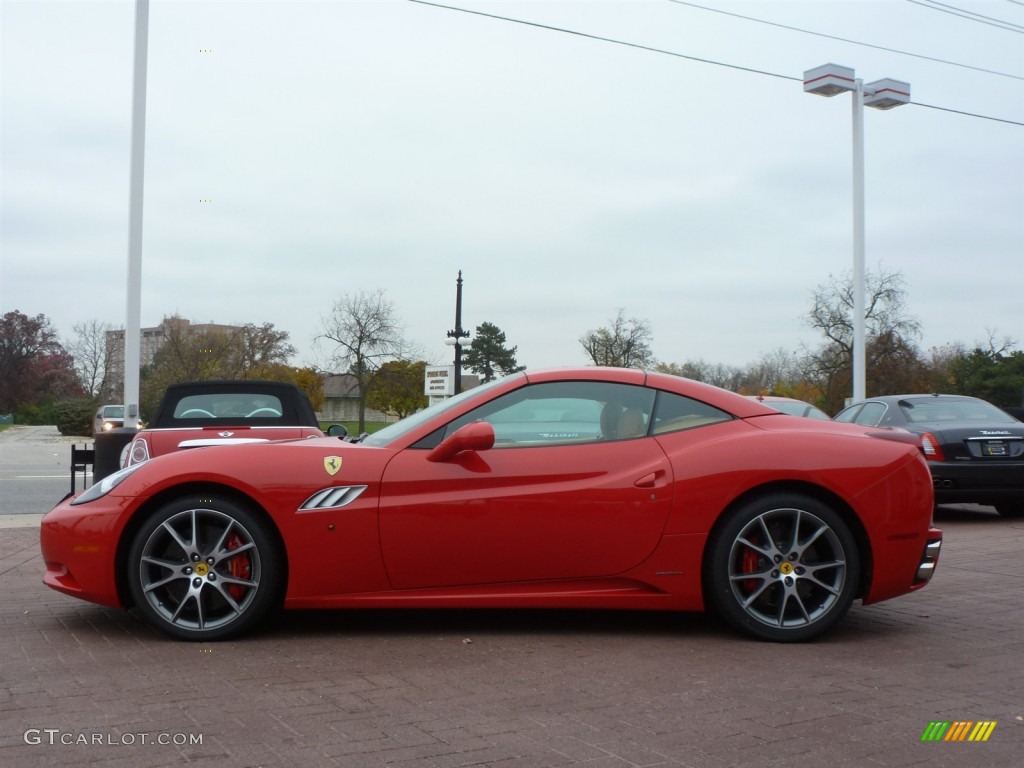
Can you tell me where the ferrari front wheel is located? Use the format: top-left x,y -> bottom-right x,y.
126,496 -> 284,641
706,494 -> 860,642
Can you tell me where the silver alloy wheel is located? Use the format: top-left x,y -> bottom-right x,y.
727,507 -> 847,630
136,507 -> 262,633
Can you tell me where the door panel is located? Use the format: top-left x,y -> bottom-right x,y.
379,440 -> 673,589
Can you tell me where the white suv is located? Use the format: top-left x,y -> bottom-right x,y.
94,404 -> 125,433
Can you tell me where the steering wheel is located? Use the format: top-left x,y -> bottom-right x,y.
246,408 -> 282,417
179,408 -> 215,418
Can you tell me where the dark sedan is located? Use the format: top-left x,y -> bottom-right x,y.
834,394 -> 1024,517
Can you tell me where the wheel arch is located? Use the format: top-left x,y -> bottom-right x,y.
702,480 -> 874,600
115,482 -> 289,607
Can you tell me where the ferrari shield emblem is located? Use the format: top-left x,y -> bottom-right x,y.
323,456 -> 343,476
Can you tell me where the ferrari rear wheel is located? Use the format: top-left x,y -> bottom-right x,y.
706,494 -> 860,642
127,496 -> 284,640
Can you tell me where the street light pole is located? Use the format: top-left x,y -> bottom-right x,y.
124,0 -> 150,429
852,77 -> 866,406
804,64 -> 910,405
445,270 -> 471,395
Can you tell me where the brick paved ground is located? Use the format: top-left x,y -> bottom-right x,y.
1,506 -> 1022,768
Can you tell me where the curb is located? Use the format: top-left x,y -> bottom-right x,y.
0,514 -> 43,529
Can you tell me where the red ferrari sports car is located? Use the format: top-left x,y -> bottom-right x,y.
40,368 -> 942,642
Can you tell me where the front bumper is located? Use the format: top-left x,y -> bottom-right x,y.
40,496 -> 132,608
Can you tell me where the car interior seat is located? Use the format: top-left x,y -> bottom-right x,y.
617,407 -> 647,438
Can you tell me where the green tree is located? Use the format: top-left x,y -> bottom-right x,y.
257,363 -> 325,412
946,336 -> 1024,407
580,310 -> 655,369
463,322 -> 525,382
0,310 -> 81,415
367,360 -> 428,419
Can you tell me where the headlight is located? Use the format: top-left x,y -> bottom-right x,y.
71,462 -> 147,505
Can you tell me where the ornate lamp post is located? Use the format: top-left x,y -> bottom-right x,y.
443,270 -> 472,394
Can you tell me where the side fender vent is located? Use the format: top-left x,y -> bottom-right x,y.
299,485 -> 368,511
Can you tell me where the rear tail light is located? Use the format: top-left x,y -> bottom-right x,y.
126,438 -> 150,466
919,432 -> 945,461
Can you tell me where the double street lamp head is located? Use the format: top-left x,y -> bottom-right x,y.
803,63 -> 856,97
803,63 -> 910,109
444,334 -> 472,348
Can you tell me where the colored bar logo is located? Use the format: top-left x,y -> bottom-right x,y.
921,721 -> 996,742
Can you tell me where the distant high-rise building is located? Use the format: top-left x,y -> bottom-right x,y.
106,316 -> 244,386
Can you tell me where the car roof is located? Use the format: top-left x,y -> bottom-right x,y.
521,368 -> 778,419
867,393 -> 975,400
161,380 -> 300,393
150,380 -> 319,428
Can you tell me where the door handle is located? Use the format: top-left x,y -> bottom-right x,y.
634,471 -> 663,488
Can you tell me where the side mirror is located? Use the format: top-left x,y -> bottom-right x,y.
327,424 -> 348,438
427,421 -> 495,463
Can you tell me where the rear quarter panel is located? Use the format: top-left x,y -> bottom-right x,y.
653,415 -> 934,599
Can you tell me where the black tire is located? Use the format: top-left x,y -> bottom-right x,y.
705,493 -> 860,642
995,503 -> 1024,518
126,496 -> 284,640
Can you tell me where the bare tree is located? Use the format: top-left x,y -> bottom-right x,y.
580,310 -> 655,369
69,320 -> 119,399
803,267 -> 924,411
657,359 -> 743,390
739,348 -> 803,394
235,323 -> 297,378
319,289 -> 410,432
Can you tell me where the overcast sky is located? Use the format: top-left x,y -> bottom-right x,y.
2,0 -> 1021,376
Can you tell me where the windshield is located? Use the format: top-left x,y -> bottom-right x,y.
898,397 -> 1017,424
361,374 -> 522,447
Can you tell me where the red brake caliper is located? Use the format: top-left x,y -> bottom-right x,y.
225,532 -> 251,602
741,546 -> 760,593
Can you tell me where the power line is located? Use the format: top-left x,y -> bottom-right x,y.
407,0 -> 799,83
666,0 -> 1024,81
905,0 -> 1024,33
912,101 -> 1024,125
918,0 -> 1024,29
406,0 -> 1024,128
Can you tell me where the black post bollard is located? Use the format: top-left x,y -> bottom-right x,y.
92,427 -> 138,485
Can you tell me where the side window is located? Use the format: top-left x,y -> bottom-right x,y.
443,381 -> 656,447
651,391 -> 732,434
853,402 -> 887,427
834,405 -> 860,423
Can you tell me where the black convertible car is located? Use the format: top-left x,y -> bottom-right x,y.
834,394 -> 1024,517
